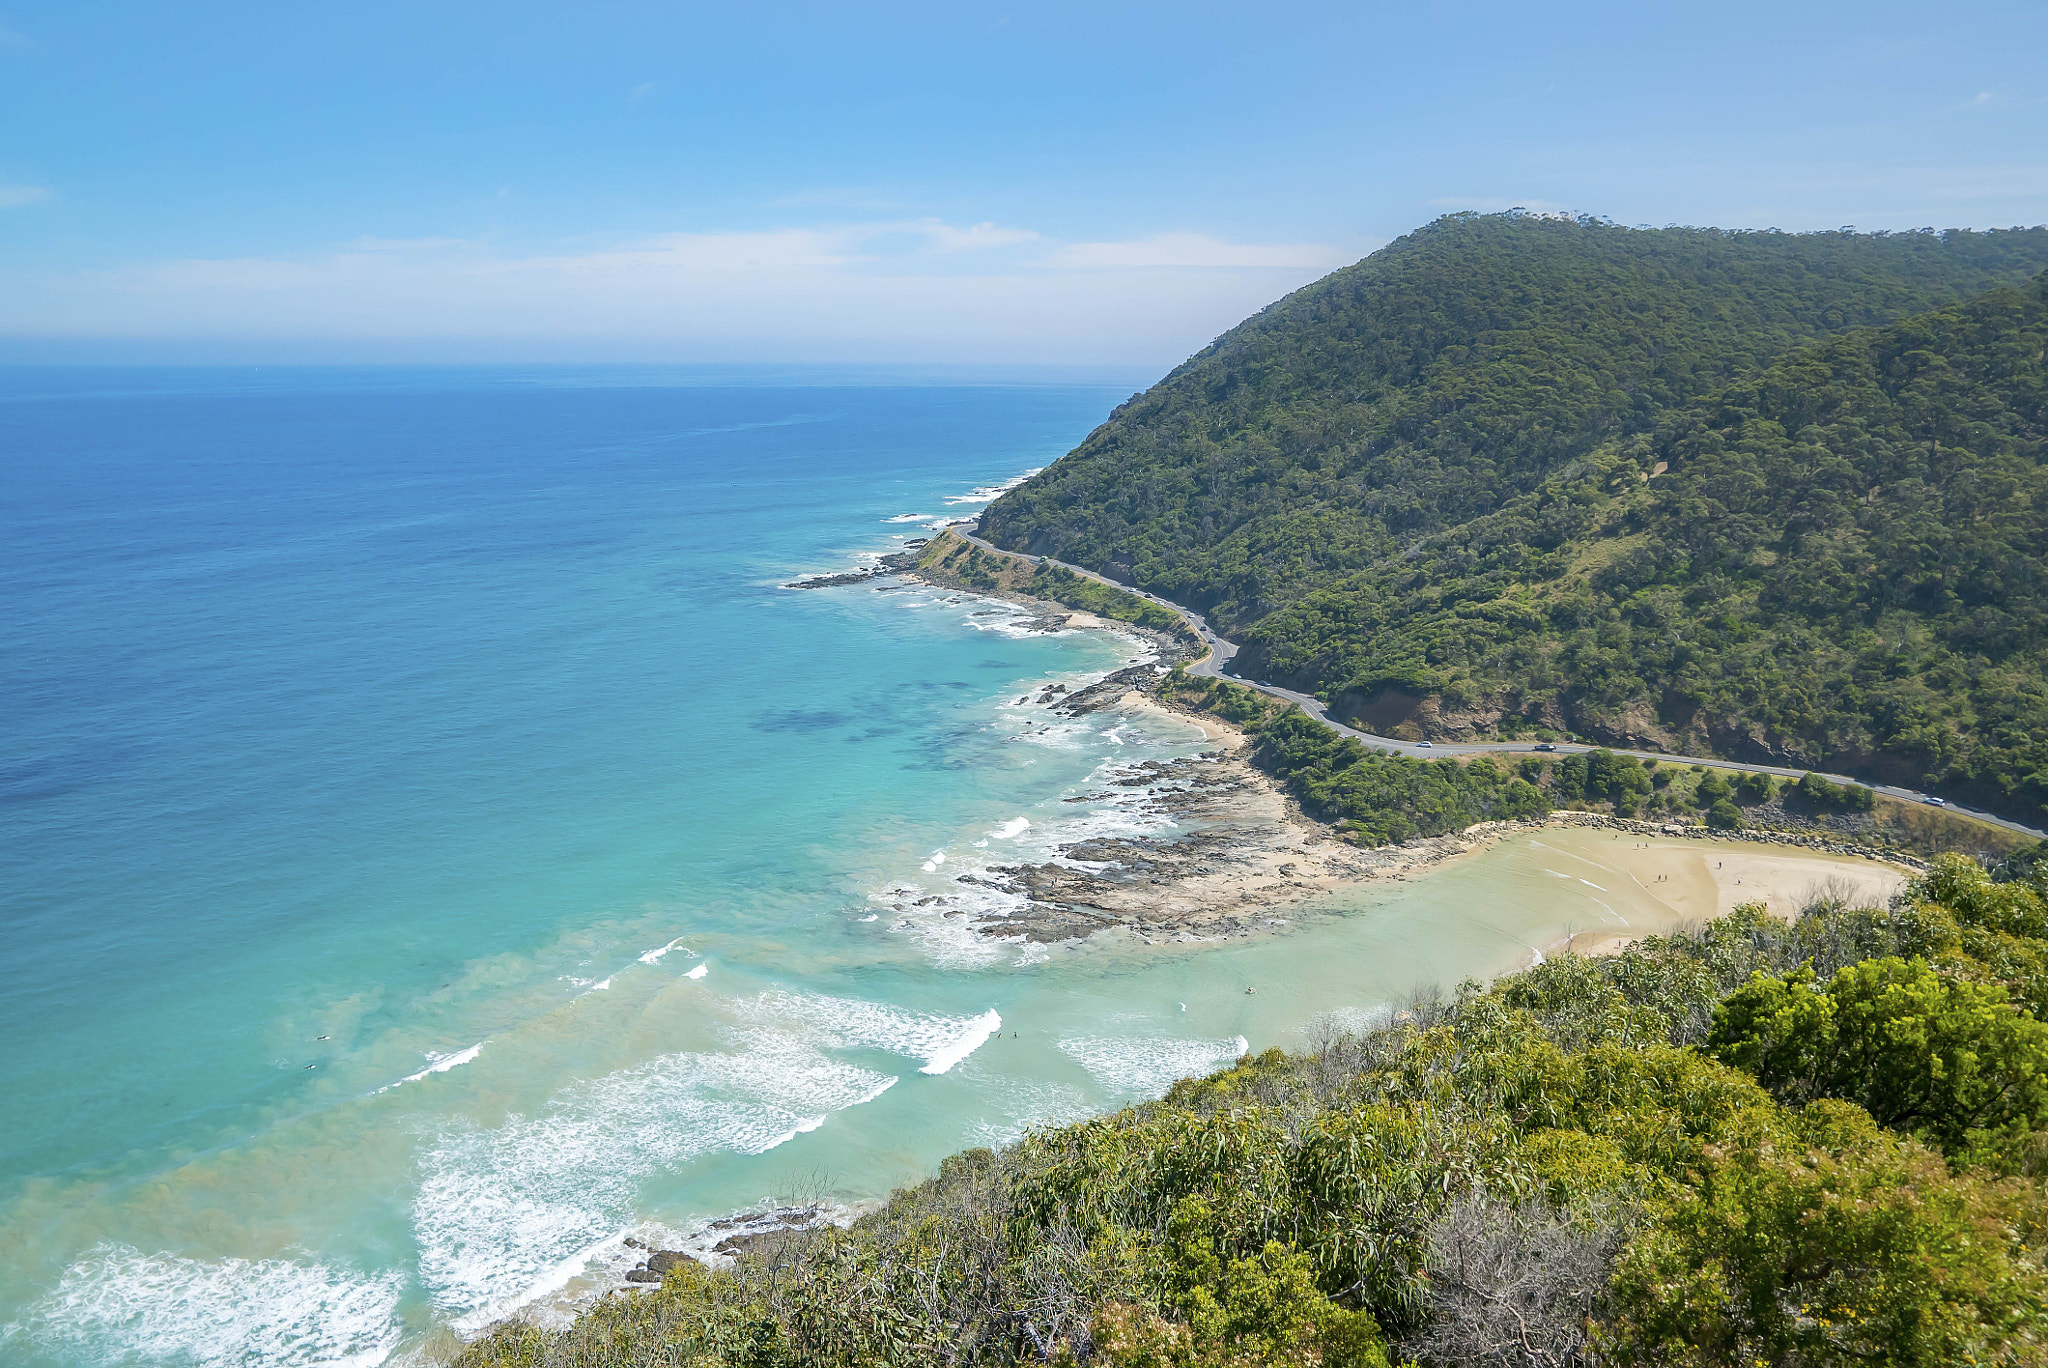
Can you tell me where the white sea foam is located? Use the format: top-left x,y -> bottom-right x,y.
1578,879 -> 1607,891
744,992 -> 1002,1074
884,513 -> 935,523
379,1041 -> 486,1092
8,1243 -> 404,1368
590,978 -> 612,991
685,962 -> 709,980
871,650 -> 1213,966
638,939 -> 684,965
920,1009 -> 1003,1074
943,468 -> 1042,504
967,1078 -> 1094,1148
409,1041 -> 484,1080
1057,1034 -> 1250,1098
413,1030 -> 899,1333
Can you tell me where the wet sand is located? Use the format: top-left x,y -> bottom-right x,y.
993,680 -> 1915,956
1527,828 -> 1912,957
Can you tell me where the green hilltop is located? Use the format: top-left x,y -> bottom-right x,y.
980,215 -> 2048,822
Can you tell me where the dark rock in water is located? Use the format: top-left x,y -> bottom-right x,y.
1050,665 -> 1157,715
646,1251 -> 689,1274
784,550 -> 918,589
624,1268 -> 662,1283
713,1228 -> 806,1260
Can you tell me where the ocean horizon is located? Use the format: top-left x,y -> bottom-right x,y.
1,364 -> 1685,1366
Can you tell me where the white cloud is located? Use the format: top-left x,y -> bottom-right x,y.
522,227 -> 863,274
1043,232 -> 1352,270
342,236 -> 474,253
0,183 -> 50,208
912,219 -> 1040,252
629,81 -> 657,102
0,217 -> 1368,364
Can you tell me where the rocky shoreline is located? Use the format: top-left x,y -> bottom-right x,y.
956,672 -> 1926,946
798,547 -> 1925,949
781,542 -> 927,589
620,1204 -> 844,1286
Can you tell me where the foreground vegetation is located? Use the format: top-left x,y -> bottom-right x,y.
461,857 -> 2048,1368
978,215 -> 2048,821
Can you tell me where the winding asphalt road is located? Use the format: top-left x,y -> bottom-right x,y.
942,519 -> 2047,843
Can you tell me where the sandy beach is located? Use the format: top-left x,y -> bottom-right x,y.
1529,828 -> 1912,957
963,658 -> 1918,954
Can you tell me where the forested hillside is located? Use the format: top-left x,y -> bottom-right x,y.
979,215 -> 2048,819
463,858 -> 2048,1368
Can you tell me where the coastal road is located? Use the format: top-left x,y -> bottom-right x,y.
942,519 -> 2048,843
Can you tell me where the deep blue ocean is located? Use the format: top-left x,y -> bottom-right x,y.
0,366 -> 1651,1366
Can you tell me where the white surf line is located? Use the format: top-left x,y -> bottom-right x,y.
638,938 -> 686,965
1587,896 -> 1628,927
920,1009 -> 1002,1074
379,1041 -> 486,1093
1530,838 -> 1620,873
450,1225 -> 634,1336
685,962 -> 709,980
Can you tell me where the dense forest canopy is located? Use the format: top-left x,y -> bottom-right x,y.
981,215 -> 2048,819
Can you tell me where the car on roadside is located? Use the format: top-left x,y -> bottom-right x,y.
1922,795 -> 1947,807
1533,743 -> 1557,752
1417,740 -> 1433,748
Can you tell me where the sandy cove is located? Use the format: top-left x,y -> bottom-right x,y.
870,562 -> 1923,953
966,666 -> 1918,952
1518,821 -> 1913,959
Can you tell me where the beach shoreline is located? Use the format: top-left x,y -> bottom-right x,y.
883,591 -> 1924,954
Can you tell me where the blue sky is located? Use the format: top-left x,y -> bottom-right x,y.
1,0 -> 2043,363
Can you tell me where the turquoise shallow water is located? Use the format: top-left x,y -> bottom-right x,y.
0,366 -> 1706,1366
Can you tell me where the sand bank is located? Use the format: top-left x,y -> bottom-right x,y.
1525,827 -> 1912,958
971,679 -> 1916,955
